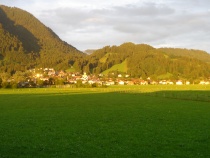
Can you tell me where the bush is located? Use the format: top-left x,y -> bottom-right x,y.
91,83 -> 98,88
0,78 -> 2,88
1,82 -> 10,88
1,81 -> 18,89
10,82 -> 18,89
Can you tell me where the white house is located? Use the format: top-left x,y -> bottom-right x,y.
159,80 -> 167,85
176,80 -> 183,85
105,81 -> 115,86
186,81 -> 190,85
168,81 -> 174,85
200,81 -> 210,85
118,81 -> 125,85
118,74 -> 122,78
82,72 -> 88,80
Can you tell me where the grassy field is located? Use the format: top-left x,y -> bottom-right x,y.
0,85 -> 210,157
102,59 -> 128,75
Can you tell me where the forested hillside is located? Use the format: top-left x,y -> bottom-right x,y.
81,42 -> 210,80
0,5 -> 210,81
159,48 -> 210,63
0,5 -> 84,74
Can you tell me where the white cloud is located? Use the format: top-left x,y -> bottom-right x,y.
0,0 -> 210,53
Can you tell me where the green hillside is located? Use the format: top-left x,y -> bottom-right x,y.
159,48 -> 210,63
0,5 -> 210,80
84,43 -> 210,80
99,53 -> 111,63
102,59 -> 128,75
0,5 -> 84,74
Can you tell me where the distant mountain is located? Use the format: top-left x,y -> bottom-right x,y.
81,42 -> 210,80
0,5 -> 84,74
83,49 -> 96,55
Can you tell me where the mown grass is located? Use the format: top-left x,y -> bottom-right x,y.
111,85 -> 210,102
0,86 -> 210,157
102,59 -> 127,75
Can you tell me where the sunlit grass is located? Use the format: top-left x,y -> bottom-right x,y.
102,59 -> 127,75
0,85 -> 210,157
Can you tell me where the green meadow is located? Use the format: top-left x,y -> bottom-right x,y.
102,59 -> 128,75
0,85 -> 210,157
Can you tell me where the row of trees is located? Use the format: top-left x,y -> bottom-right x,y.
0,76 -> 102,89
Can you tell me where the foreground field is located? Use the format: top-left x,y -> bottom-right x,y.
0,85 -> 210,157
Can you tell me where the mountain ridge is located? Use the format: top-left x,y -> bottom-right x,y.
0,5 -> 210,80
159,48 -> 210,63
0,5 -> 84,74
81,42 -> 210,80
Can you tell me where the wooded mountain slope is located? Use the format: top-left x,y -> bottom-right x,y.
82,42 -> 210,80
159,48 -> 210,63
0,5 -> 84,74
0,5 -> 210,80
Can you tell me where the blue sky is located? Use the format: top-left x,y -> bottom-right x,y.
1,0 -> 210,53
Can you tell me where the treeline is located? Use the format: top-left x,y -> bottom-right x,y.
0,74 -> 103,89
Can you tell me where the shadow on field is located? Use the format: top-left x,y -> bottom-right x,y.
0,89 -> 210,102
118,90 -> 210,102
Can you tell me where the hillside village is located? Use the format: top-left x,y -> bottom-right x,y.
1,67 -> 209,88
1,5 -> 210,89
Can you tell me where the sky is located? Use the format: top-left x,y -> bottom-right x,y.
1,0 -> 210,53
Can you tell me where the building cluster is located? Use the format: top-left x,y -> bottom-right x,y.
15,68 -> 209,88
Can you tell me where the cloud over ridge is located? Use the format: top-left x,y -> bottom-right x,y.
1,0 -> 210,52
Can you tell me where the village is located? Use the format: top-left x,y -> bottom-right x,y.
14,67 -> 210,88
